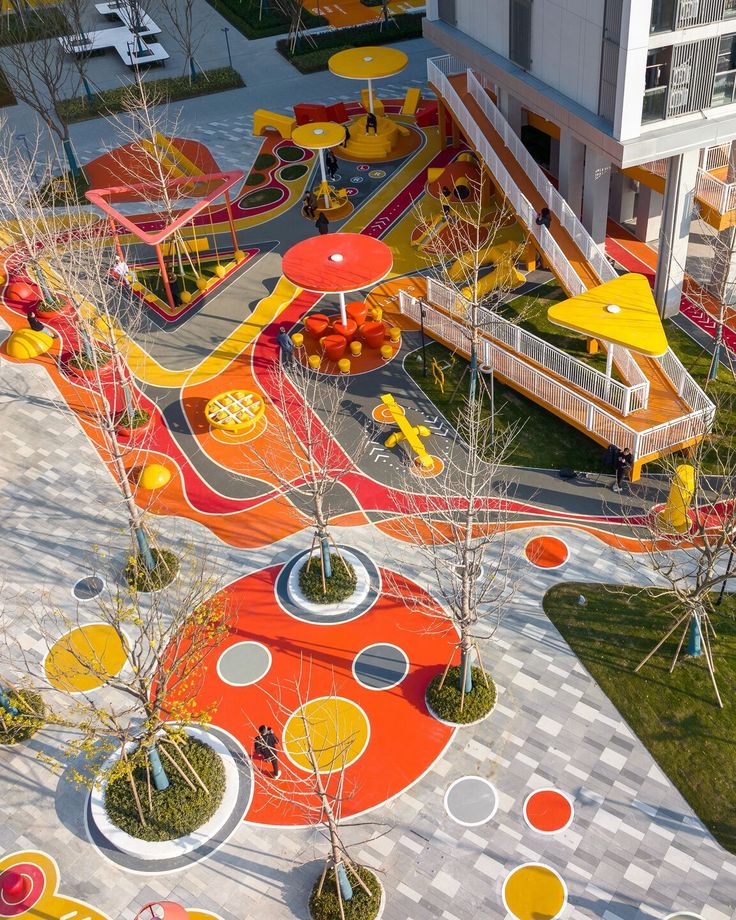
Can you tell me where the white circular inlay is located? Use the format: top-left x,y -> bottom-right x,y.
363,55 -> 373,62
313,128 -> 324,135
329,253 -> 344,263
605,303 -> 621,313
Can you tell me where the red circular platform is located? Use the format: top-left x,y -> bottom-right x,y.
0,864 -> 45,916
281,233 -> 393,294
523,789 -> 573,834
524,535 -> 569,569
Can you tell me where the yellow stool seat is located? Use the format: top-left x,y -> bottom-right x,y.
338,358 -> 351,375
291,332 -> 304,348
389,327 -> 401,343
5,329 -> 53,359
308,354 -> 321,370
380,344 -> 393,361
138,463 -> 171,490
350,340 -> 362,357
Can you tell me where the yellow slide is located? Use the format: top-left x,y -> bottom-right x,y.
460,259 -> 525,300
413,212 -> 448,250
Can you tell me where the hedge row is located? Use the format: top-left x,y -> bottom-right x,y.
0,68 -> 16,108
276,13 -> 423,73
58,67 -> 244,124
0,7 -> 70,47
205,0 -> 326,39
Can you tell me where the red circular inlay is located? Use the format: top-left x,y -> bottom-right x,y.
524,789 -> 573,834
524,536 -> 569,569
0,864 -> 45,916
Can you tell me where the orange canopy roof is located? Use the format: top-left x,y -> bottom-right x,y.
281,233 -> 393,294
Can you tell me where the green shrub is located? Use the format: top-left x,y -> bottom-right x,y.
0,7 -> 70,46
0,67 -> 16,107
309,866 -> 381,920
67,349 -> 111,371
277,14 -> 422,73
105,735 -> 225,841
278,145 -> 304,162
242,187 -> 282,207
205,0 -> 326,39
125,548 -> 179,592
39,297 -> 68,313
244,171 -> 266,187
426,667 -> 496,724
117,408 -> 150,430
0,690 -> 45,745
59,68 -> 244,124
280,163 -> 308,181
299,555 -> 356,603
254,152 -> 277,169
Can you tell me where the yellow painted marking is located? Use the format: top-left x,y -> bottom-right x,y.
547,273 -> 668,356
380,393 -> 433,468
503,864 -> 566,920
45,625 -> 126,693
284,697 -> 369,773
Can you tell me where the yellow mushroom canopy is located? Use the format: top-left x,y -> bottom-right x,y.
292,122 -> 346,150
547,273 -> 668,356
328,46 -> 408,81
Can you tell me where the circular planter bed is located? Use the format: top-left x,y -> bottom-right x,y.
0,690 -> 45,745
65,349 -> 113,379
36,297 -> 72,321
116,408 -> 152,440
286,549 -> 370,617
426,666 -> 497,726
89,725 -> 242,860
124,548 -> 179,593
104,733 -> 225,842
309,866 -> 384,920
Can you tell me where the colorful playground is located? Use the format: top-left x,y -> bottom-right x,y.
1,38 -> 735,920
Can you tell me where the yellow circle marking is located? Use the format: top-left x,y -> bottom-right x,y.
205,389 -> 265,434
284,697 -> 369,773
502,864 -> 567,920
328,46 -> 408,80
45,624 -> 126,692
292,122 -> 346,150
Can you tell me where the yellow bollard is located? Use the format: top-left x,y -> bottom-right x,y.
350,340 -> 362,357
338,358 -> 351,375
657,464 -> 696,533
291,332 -> 304,349
308,354 -> 321,370
389,327 -> 401,343
380,344 -> 393,361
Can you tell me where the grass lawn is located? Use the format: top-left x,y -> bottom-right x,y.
136,256 -> 228,302
543,583 -> 736,854
661,319 -> 736,473
405,341 -> 604,470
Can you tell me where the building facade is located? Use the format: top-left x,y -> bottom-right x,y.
424,0 -> 736,314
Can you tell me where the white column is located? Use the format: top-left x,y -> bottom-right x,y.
558,131 -> 585,217
338,291 -> 347,326
367,79 -> 374,115
582,148 -> 612,245
318,149 -> 329,208
635,184 -> 663,242
609,169 -> 636,224
654,148 -> 700,318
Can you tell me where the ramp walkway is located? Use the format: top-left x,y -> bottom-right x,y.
417,56 -> 714,473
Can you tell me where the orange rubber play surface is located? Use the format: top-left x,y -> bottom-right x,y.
524,536 -> 569,569
164,563 -> 456,825
524,789 -> 573,833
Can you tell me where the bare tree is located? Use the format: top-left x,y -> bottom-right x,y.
257,658 -> 381,917
155,0 -> 204,83
0,123 -> 161,573
388,392 -> 518,708
247,358 -> 370,593
1,548 -> 230,815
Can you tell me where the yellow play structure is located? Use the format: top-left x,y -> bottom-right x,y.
253,109 -> 297,140
657,464 -> 696,534
380,394 -> 435,469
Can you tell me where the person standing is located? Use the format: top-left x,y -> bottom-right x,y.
264,726 -> 280,778
315,212 -> 329,235
113,254 -> 132,288
342,124 -> 351,148
302,191 -> 316,219
277,325 -> 294,363
365,111 -> 378,135
535,207 -> 552,230
325,149 -> 339,180
613,447 -> 633,493
167,269 -> 180,304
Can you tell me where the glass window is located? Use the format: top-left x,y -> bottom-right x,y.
642,49 -> 671,123
717,34 -> 736,73
650,0 -> 676,33
725,0 -> 736,19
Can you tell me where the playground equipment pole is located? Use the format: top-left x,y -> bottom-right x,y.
367,78 -> 374,115
155,243 -> 176,312
221,27 -> 232,69
223,190 -> 239,252
318,149 -> 330,209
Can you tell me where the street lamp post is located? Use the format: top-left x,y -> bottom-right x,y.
221,27 -> 232,69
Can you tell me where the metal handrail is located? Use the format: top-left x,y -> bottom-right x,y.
427,57 -> 587,297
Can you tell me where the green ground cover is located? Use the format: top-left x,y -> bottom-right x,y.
136,256 -> 229,303
0,7 -> 69,45
206,0 -> 326,38
58,68 -> 244,123
277,13 -> 422,73
543,583 -> 736,854
405,341 -> 603,470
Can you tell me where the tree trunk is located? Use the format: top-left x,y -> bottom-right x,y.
148,742 -> 170,791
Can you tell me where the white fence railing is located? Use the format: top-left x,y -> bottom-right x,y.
657,348 -> 716,419
465,68 -> 618,287
427,57 -> 588,297
705,144 -> 730,172
695,168 -> 736,213
425,278 -> 649,416
401,293 -> 714,460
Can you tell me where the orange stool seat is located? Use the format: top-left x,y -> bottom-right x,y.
346,301 -> 369,326
362,321 -> 386,349
350,340 -> 362,357
338,358 -> 351,375
305,313 -> 330,337
322,334 -> 347,362
332,318 -> 358,341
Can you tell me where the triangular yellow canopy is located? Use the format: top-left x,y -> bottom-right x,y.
547,273 -> 668,357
